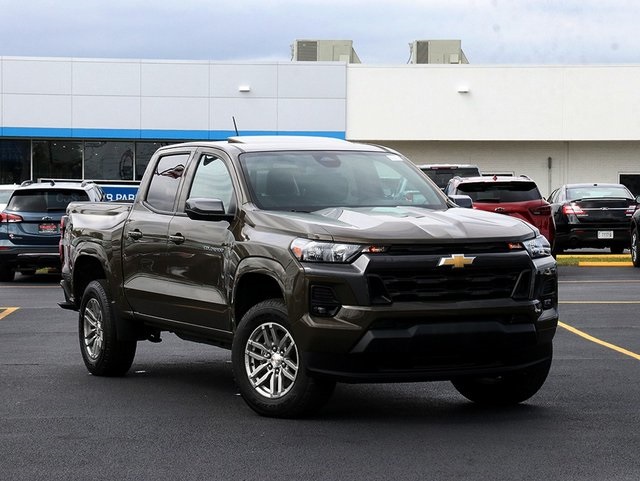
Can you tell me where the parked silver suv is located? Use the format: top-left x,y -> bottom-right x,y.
0,180 -> 104,281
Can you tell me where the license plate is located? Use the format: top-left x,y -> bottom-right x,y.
597,230 -> 614,239
38,223 -> 58,234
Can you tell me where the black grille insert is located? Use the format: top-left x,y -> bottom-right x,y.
365,252 -> 532,304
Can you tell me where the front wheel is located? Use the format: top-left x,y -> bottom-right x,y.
451,350 -> 552,406
79,279 -> 136,376
631,227 -> 640,267
232,299 -> 335,418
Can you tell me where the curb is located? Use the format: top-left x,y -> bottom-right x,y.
577,262 -> 633,267
556,254 -> 633,267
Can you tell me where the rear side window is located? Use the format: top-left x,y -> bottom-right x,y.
456,181 -> 541,203
145,153 -> 189,212
0,190 -> 14,204
7,189 -> 90,212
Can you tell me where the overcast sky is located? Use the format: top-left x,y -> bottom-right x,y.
1,0 -> 638,65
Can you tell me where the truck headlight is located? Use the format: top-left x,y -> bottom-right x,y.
290,239 -> 387,263
522,235 -> 552,259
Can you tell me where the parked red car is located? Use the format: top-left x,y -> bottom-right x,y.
445,175 -> 555,243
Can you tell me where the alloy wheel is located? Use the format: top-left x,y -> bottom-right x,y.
83,298 -> 104,360
244,322 -> 298,399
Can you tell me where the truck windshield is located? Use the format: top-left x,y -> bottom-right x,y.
239,150 -> 448,211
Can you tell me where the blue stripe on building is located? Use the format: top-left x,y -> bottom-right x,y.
1,127 -> 346,140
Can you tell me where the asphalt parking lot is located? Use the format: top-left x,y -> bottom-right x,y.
1,266 -> 639,481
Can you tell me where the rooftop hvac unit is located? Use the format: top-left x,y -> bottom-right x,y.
292,40 -> 361,63
409,40 -> 468,64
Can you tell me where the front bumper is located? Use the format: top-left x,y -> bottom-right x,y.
291,250 -> 558,382
303,300 -> 557,382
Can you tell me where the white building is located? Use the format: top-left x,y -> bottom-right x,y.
1,55 -> 639,196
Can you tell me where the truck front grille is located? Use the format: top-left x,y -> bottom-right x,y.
366,252 -> 533,304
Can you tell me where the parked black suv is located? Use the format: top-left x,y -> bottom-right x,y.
419,164 -> 481,190
59,137 -> 557,417
0,180 -> 104,281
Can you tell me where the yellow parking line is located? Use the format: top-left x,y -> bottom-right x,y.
558,321 -> 640,361
0,307 -> 20,320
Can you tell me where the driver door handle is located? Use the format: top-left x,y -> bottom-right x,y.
169,234 -> 185,244
127,230 -> 143,240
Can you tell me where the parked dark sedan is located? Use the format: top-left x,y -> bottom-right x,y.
548,183 -> 638,254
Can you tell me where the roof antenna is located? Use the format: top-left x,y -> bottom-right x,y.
232,116 -> 239,136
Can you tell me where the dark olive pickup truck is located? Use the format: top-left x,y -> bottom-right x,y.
59,136 -> 558,417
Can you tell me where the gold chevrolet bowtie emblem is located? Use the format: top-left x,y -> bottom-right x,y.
437,254 -> 476,268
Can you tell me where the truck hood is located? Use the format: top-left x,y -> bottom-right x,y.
246,206 -> 537,243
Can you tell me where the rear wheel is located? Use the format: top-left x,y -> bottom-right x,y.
232,299 -> 335,418
452,349 -> 552,406
631,227 -> 640,267
0,264 -> 15,282
79,279 -> 137,376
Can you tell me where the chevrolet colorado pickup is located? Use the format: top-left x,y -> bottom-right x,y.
59,136 -> 558,417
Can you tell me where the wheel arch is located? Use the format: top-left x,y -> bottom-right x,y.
232,258 -> 289,330
73,254 -> 107,305
73,254 -> 139,341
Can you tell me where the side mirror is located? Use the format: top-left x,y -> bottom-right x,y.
449,194 -> 473,208
185,198 -> 234,222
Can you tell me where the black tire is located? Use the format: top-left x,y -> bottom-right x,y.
632,227 -> 640,268
232,299 -> 335,418
451,348 -> 552,406
551,241 -> 563,257
610,245 -> 625,254
0,264 -> 15,282
79,279 -> 136,376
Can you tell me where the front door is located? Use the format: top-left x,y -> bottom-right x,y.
163,152 -> 238,333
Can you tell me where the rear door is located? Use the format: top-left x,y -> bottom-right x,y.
122,150 -> 192,319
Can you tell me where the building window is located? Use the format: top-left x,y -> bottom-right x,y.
84,141 -> 135,180
33,140 -> 82,180
619,173 -> 640,198
0,140 -> 30,184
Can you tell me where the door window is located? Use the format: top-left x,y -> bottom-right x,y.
188,154 -> 236,214
145,153 -> 189,212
